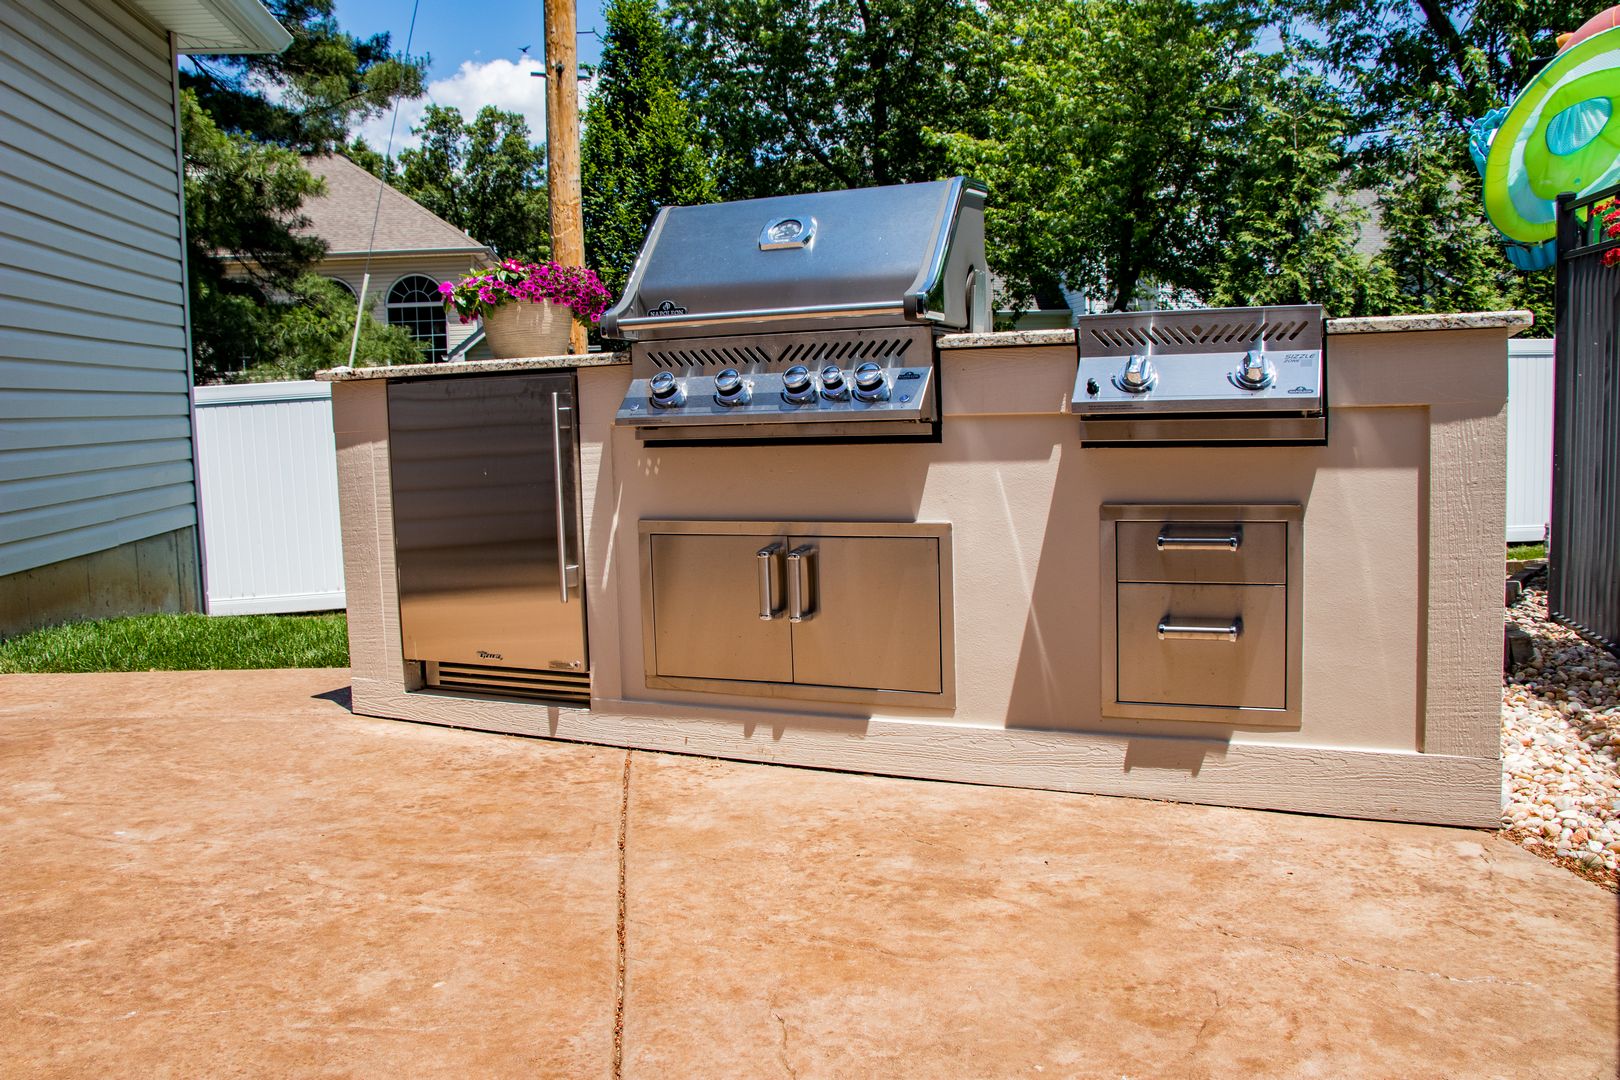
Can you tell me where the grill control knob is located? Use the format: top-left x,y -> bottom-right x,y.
819,365 -> 849,400
1116,354 -> 1156,394
852,361 -> 889,402
714,367 -> 749,406
648,371 -> 684,408
1233,349 -> 1274,390
781,364 -> 816,404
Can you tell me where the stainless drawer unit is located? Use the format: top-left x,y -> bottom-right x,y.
1102,504 -> 1302,725
639,520 -> 954,708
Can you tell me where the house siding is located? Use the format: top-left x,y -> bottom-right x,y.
0,0 -> 198,580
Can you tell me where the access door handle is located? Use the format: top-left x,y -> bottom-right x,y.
756,542 -> 784,620
787,544 -> 816,623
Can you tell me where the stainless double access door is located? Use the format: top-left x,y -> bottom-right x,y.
639,520 -> 954,707
387,372 -> 587,676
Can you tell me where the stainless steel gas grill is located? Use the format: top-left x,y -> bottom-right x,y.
604,178 -> 990,443
1069,304 -> 1326,446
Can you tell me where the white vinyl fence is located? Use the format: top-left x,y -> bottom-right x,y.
1507,338 -> 1555,544
192,381 -> 345,614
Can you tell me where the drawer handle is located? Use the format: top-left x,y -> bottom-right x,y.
1157,617 -> 1242,641
1156,526 -> 1241,551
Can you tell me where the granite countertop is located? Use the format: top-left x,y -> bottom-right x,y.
1321,310 -> 1534,335
939,310 -> 1535,347
316,311 -> 1536,381
937,328 -> 1075,349
316,351 -> 628,382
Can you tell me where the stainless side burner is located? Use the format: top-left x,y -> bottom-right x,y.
1070,304 -> 1326,445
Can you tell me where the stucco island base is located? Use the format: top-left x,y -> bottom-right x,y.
322,314 -> 1528,828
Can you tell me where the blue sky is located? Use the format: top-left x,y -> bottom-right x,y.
333,0 -> 610,152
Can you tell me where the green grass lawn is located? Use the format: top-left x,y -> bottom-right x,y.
1507,543 -> 1547,561
0,613 -> 349,674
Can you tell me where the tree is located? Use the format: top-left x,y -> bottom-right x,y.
668,0 -> 988,198
1277,0 -> 1590,148
1275,0 -> 1585,329
182,89 -> 329,380
182,0 -> 425,150
178,0 -> 428,380
1203,71 -> 1393,316
941,0 -> 1379,313
230,275 -> 425,382
1367,119 -> 1523,315
393,106 -> 551,260
582,0 -> 717,294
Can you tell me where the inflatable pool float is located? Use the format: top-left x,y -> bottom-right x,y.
1471,11 -> 1620,269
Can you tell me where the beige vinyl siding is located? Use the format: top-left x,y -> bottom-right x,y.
0,0 -> 197,577
320,254 -> 491,356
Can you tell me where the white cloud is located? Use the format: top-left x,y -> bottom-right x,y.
352,57 -> 550,156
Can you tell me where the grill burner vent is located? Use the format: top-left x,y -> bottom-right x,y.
643,336 -> 916,371
647,345 -> 773,370
1083,318 -> 1312,352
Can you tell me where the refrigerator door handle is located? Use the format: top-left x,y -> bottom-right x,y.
552,391 -> 572,604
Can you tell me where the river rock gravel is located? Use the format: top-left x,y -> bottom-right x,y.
1501,579 -> 1620,891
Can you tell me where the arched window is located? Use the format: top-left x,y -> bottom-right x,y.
326,277 -> 356,301
386,275 -> 447,362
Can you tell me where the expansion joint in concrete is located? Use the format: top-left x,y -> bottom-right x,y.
613,749 -> 632,1080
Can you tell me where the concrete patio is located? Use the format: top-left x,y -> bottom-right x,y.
1,669 -> 1615,1078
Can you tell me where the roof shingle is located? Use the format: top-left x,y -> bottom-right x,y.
297,154 -> 490,256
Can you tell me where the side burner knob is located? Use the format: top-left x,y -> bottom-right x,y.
852,361 -> 889,402
1117,354 -> 1156,393
819,365 -> 849,400
714,367 -> 750,406
1233,349 -> 1274,390
648,370 -> 684,408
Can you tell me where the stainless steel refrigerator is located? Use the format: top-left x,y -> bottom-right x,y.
386,371 -> 588,703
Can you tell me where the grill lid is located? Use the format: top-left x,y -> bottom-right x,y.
601,178 -> 989,340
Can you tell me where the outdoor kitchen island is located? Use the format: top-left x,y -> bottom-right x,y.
320,310 -> 1528,828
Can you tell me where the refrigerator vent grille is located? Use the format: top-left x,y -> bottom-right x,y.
425,662 -> 590,706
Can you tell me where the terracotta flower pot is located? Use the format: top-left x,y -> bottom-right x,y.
481,301 -> 572,359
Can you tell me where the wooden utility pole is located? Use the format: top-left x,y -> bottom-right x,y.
544,0 -> 587,353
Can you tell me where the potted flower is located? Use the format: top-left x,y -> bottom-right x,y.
440,259 -> 613,358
